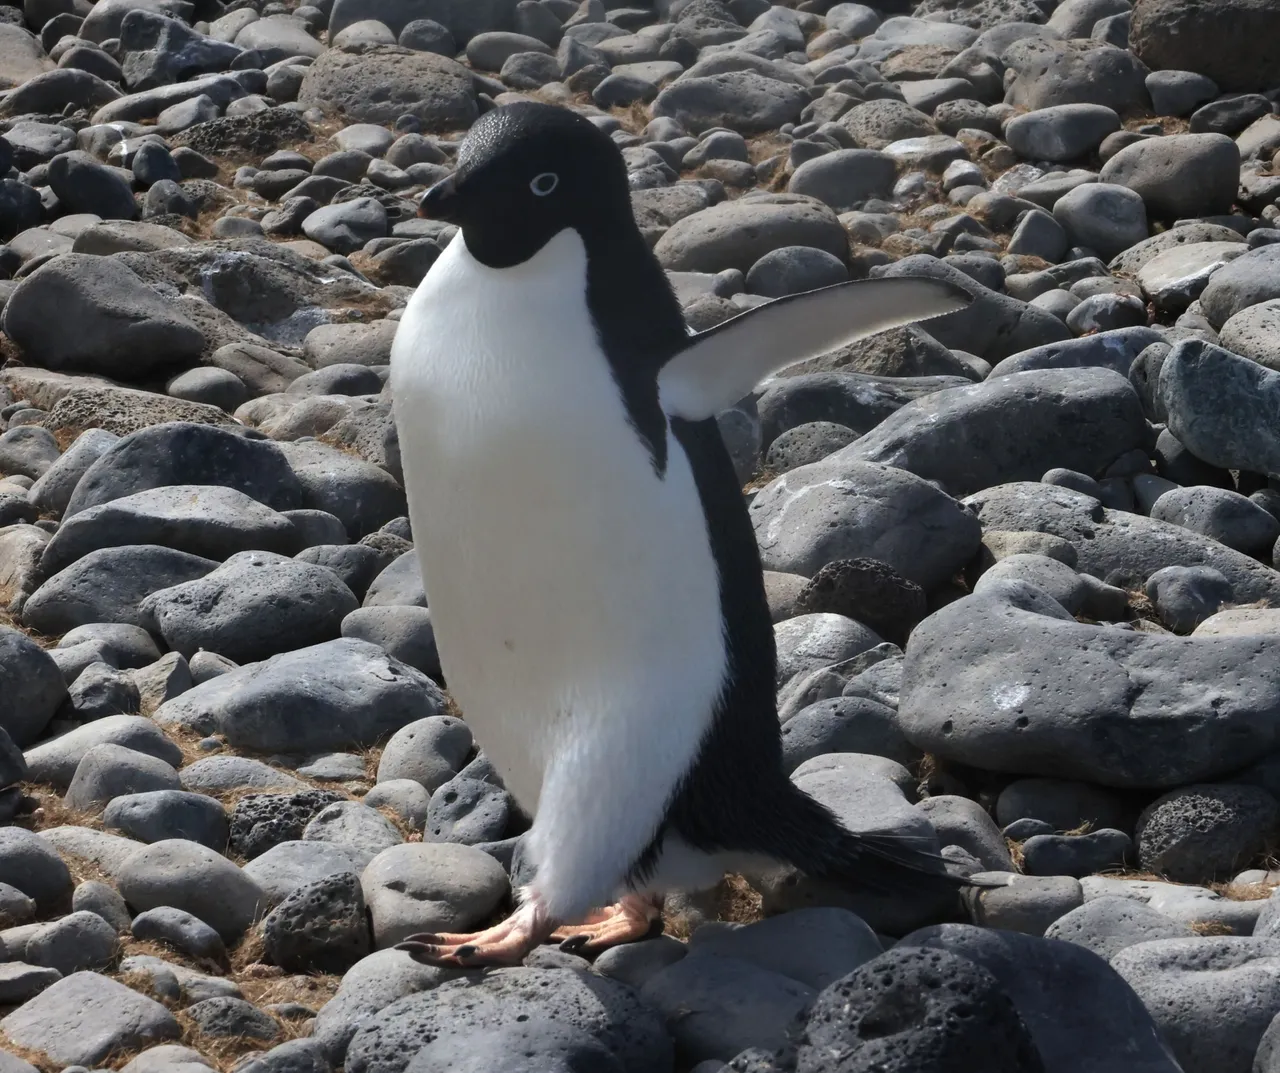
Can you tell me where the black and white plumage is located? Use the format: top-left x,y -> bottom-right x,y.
388,102 -> 972,965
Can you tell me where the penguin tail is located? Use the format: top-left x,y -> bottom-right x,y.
762,782 -> 995,900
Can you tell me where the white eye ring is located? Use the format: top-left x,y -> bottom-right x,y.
530,171 -> 559,196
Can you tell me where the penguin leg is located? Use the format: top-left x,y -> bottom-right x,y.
551,893 -> 664,953
395,898 -> 557,967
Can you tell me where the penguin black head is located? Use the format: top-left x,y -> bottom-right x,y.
420,102 -> 634,270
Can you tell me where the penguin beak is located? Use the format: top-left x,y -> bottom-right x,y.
419,174 -> 459,221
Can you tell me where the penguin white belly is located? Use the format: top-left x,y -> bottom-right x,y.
391,230 -> 728,918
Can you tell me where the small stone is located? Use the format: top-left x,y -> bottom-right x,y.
103,789 -> 229,850
230,790 -> 346,859
375,715 -> 473,793
0,971 -> 181,1067
1099,133 -> 1240,219
71,880 -> 132,934
64,743 -> 181,814
361,842 -> 509,947
1005,103 -> 1120,163
117,839 -> 266,941
425,775 -> 511,845
1052,182 -> 1148,260
1135,784 -> 1280,883
243,840 -> 376,907
262,870 -> 371,973
1020,830 -> 1132,878
0,827 -> 73,910
25,911 -> 120,976
304,800 -> 403,854
186,996 -> 280,1042
131,906 -> 228,968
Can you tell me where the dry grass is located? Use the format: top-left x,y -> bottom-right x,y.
1189,920 -> 1237,936
0,1036 -> 59,1073
717,873 -> 764,925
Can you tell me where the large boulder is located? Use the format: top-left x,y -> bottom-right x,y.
297,45 -> 478,128
1130,0 -> 1280,93
901,578 -> 1280,789
845,368 -> 1149,499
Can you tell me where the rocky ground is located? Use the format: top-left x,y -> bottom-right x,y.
1,0 -> 1280,1070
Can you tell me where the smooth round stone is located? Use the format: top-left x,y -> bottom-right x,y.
166,367 -> 248,412
1052,182 -> 1149,260
117,839 -> 266,940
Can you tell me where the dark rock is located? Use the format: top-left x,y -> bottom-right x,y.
262,870 -> 371,973
229,789 -> 346,859
1135,784 -> 1280,882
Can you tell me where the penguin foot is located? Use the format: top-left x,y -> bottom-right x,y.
551,894 -> 663,954
396,901 -> 556,967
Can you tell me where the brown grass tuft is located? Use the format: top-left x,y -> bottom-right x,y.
0,1035 -> 60,1073
1189,919 -> 1237,936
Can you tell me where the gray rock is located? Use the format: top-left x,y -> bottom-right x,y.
652,70 -> 807,135
791,945 -> 1043,1073
967,480 -> 1280,602
117,1044 -> 213,1073
975,553 -> 1127,619
406,1019 -> 624,1073
774,613 -> 883,685
0,963 -> 62,1007
180,755 -> 307,793
1005,42 -> 1149,113
3,254 -> 203,378
780,695 -> 919,771
786,149 -> 897,212
22,544 -> 218,635
1136,241 -> 1246,314
47,151 -> 137,220
63,661 -> 142,722
900,923 -> 1180,1073
1113,937 -> 1280,1073
748,458 -> 980,589
0,626 -> 66,747
0,426 -> 61,480
131,906 -> 227,967
688,907 -> 882,991
361,841 -> 509,946
277,438 -> 406,538
297,45 -> 477,128
363,779 -> 431,829
917,794 -> 1014,872
1199,244 -> 1280,329
376,716 -> 472,793
304,800 -> 403,853
39,826 -> 144,880
1151,485 -> 1280,554
262,870 -> 370,973
900,577 -> 1280,788
1005,103 -> 1120,163
1020,829 -> 1132,877
25,429 -> 118,517
847,367 -> 1147,498
64,742 -> 181,814
1099,133 -> 1240,219
641,954 -> 811,1064
654,193 -> 847,274
1135,784 -> 1279,882
964,872 -> 1084,935
103,789 -> 229,850
1218,299 -> 1280,372
0,881 -> 36,927
186,996 -> 279,1041
1051,182 -> 1148,260
995,777 -> 1129,832
64,422 -> 303,519
230,789 -> 345,859
234,1039 -> 331,1073
340,606 -> 439,677
1045,895 -> 1195,960
345,967 -> 671,1073
0,971 -> 181,1067
139,551 -> 356,663
310,947 -> 462,1061
72,880 -> 132,934
1158,338 -> 1280,477
303,197 -> 389,255
24,910 -> 119,976
746,246 -> 847,299
23,714 -> 183,791
117,839 -> 266,940
425,775 -> 510,845
155,638 -> 446,753
243,840 -> 376,907
42,486 -> 299,575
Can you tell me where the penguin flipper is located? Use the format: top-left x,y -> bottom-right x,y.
657,276 -> 972,422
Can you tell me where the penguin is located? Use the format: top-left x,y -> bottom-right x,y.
389,101 -> 973,967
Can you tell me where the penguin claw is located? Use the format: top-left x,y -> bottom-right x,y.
394,907 -> 556,967
551,894 -> 663,954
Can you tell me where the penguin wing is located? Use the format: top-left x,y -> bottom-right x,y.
657,276 -> 972,421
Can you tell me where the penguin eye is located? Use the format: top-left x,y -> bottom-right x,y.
529,172 -> 559,197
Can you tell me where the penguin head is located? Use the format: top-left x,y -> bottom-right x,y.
419,102 -> 633,269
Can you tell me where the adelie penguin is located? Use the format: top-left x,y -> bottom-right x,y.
390,101 -> 974,966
